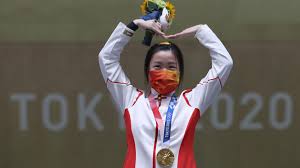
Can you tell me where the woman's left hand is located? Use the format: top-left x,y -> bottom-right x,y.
163,24 -> 204,39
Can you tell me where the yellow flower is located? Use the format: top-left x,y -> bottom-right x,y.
140,0 -> 176,22
140,0 -> 148,15
165,1 -> 175,22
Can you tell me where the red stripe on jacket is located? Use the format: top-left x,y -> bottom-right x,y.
178,109 -> 201,168
123,109 -> 136,168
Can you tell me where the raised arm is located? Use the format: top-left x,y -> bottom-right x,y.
99,20 -> 165,113
190,24 -> 233,113
165,24 -> 233,114
99,22 -> 139,113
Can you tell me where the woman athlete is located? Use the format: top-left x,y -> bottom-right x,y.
98,18 -> 233,168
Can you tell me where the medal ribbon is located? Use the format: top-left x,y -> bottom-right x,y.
149,93 -> 177,146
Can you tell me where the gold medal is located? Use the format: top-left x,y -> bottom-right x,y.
157,148 -> 175,167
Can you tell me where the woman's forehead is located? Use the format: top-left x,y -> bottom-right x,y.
151,50 -> 177,63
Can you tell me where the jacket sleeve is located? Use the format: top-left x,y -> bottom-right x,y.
184,24 -> 233,114
98,22 -> 140,114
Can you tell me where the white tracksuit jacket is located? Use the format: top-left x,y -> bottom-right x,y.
98,22 -> 233,168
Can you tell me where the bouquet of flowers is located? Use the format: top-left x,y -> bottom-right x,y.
140,0 -> 176,46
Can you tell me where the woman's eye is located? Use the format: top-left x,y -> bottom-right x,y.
154,65 -> 161,68
169,66 -> 177,70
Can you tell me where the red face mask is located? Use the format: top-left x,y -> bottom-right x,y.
149,69 -> 180,95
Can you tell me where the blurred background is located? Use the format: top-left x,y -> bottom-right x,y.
1,0 -> 299,167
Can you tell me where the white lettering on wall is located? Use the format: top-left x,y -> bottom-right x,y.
9,91 -> 294,131
42,94 -> 68,131
269,92 -> 293,130
10,93 -> 36,131
10,92 -> 104,132
78,93 -> 104,131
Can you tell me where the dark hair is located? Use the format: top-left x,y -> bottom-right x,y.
144,41 -> 184,85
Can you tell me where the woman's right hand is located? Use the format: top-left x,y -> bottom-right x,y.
133,19 -> 165,36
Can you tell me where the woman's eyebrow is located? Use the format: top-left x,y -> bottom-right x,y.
168,62 -> 177,65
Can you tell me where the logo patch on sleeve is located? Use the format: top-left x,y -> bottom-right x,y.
123,29 -> 134,37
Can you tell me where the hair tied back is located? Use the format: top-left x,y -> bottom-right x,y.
159,41 -> 171,45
